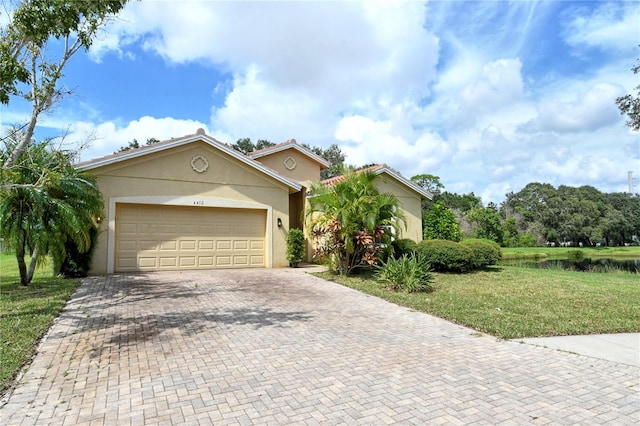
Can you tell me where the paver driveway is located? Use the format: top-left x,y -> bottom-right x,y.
1,269 -> 638,425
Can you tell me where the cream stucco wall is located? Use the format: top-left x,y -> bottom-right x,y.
88,141 -> 294,273
374,175 -> 424,242
253,148 -> 322,185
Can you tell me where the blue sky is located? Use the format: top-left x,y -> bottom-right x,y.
2,0 -> 639,203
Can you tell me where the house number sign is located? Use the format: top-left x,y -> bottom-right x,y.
191,155 -> 209,173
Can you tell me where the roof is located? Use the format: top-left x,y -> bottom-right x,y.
75,129 -> 303,192
249,139 -> 331,169
320,164 -> 433,200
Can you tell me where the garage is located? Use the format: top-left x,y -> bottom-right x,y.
115,203 -> 266,272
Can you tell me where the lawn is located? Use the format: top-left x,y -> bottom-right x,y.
315,266 -> 640,340
0,253 -> 81,395
501,245 -> 640,260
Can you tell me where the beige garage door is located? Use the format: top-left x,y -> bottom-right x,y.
115,204 -> 266,272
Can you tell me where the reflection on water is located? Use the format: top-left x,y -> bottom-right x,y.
503,258 -> 640,273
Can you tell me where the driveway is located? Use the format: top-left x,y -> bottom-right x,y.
1,269 -> 638,425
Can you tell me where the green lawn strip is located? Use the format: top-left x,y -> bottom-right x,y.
315,266 -> 640,340
501,246 -> 640,260
0,254 -> 81,394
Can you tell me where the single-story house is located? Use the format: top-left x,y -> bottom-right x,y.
77,129 -> 432,274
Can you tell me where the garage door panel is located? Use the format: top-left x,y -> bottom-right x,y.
115,204 -> 266,272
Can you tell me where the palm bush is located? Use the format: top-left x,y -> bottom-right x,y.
375,254 -> 433,293
0,140 -> 103,285
307,170 -> 405,275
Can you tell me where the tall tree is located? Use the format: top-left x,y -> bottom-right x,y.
231,138 -> 276,154
115,137 -> 160,153
616,51 -> 640,131
422,201 -> 461,241
411,174 -> 444,196
0,139 -> 104,285
305,144 -> 346,180
1,0 -> 129,169
306,170 -> 405,275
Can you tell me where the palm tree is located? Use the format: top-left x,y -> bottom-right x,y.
0,140 -> 103,285
307,170 -> 405,275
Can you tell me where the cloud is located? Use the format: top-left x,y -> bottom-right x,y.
563,2 -> 640,52
68,116 -> 209,161
524,83 -> 624,133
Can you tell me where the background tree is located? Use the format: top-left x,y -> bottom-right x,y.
465,204 -> 504,244
422,201 -> 461,241
307,170 -> 404,275
0,139 -> 104,285
616,51 -> 640,130
305,143 -> 346,179
231,138 -> 275,154
411,174 -> 443,196
1,0 -> 129,169
115,137 -> 160,153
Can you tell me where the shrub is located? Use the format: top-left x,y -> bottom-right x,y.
417,239 -> 474,272
461,239 -> 502,269
286,228 -> 306,267
391,238 -> 418,259
56,224 -> 100,278
567,249 -> 586,262
375,254 -> 433,293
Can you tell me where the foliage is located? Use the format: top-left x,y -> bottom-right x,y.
307,170 -> 405,275
417,239 -> 474,272
305,143 -> 346,180
231,138 -> 275,154
55,224 -> 100,277
501,183 -> 640,247
423,201 -> 462,241
410,173 -> 443,196
566,249 -> 586,262
391,238 -> 418,259
465,204 -> 504,244
0,253 -> 81,393
375,254 -> 433,293
316,266 -> 640,339
437,191 -> 482,213
461,239 -> 502,269
615,51 -> 640,131
1,0 -> 129,168
0,140 -> 103,285
115,137 -> 160,153
285,228 -> 306,267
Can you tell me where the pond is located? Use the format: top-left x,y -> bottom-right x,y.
502,257 -> 640,273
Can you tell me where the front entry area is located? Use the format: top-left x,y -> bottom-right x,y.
115,203 -> 266,272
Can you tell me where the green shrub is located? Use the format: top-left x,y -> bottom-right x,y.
461,239 -> 502,269
286,228 -> 306,267
417,239 -> 474,272
391,238 -> 418,259
56,224 -> 99,278
375,254 -> 433,293
567,249 -> 586,261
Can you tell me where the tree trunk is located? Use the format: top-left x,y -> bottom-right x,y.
26,246 -> 40,285
15,242 -> 29,286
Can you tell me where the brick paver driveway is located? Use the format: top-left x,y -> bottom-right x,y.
2,269 -> 638,425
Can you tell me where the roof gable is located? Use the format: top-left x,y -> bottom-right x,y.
76,130 -> 302,192
249,139 -> 330,169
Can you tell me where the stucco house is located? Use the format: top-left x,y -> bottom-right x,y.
77,129 -> 432,274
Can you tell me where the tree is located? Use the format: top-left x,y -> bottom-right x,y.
306,170 -> 405,275
616,51 -> 640,131
466,205 -> 504,245
1,0 -> 129,169
305,143 -> 346,180
411,174 -> 443,196
422,201 -> 461,241
231,138 -> 275,154
115,137 -> 160,153
0,139 -> 104,285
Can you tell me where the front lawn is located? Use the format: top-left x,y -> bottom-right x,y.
0,254 -> 81,395
315,266 -> 640,339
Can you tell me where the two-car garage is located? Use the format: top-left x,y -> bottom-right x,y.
114,203 -> 267,272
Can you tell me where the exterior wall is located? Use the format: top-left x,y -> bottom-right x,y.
253,148 -> 322,185
374,175 -> 424,242
89,141 -> 292,273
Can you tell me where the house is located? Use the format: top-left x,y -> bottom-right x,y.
77,129 -> 432,274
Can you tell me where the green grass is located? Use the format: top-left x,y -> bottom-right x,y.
501,245 -> 640,260
0,253 -> 81,394
315,266 -> 640,339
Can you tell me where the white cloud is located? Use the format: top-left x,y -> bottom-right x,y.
69,116 -> 209,161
